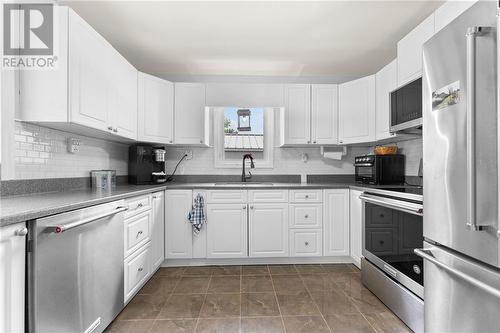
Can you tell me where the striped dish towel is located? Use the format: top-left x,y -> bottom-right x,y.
187,193 -> 206,234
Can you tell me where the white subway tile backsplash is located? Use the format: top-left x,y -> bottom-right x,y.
13,121 -> 129,180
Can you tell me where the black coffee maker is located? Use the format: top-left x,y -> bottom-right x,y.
128,145 -> 167,184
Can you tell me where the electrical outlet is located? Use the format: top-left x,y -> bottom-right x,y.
184,150 -> 193,160
67,138 -> 81,153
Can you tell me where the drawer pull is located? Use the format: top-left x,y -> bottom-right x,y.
138,267 -> 143,272
136,230 -> 143,238
305,242 -> 309,246
305,195 -> 309,199
250,206 -> 254,210
137,203 -> 144,208
304,214 -> 309,218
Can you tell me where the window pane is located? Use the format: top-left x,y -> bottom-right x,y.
224,107 -> 264,152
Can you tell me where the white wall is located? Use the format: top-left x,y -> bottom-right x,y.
12,121 -> 128,180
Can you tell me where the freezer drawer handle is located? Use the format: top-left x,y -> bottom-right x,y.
465,26 -> 492,232
47,206 -> 128,234
414,248 -> 500,299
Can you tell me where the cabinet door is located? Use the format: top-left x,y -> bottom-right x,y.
311,84 -> 338,144
248,203 -> 288,257
282,84 -> 311,145
151,192 -> 165,270
349,189 -> 363,268
206,204 -> 247,258
108,50 -> 138,140
323,189 -> 350,257
69,10 -> 110,132
375,60 -> 397,140
0,222 -> 26,333
397,14 -> 435,86
138,73 -> 174,144
165,190 -> 193,259
174,83 -> 207,145
338,75 -> 376,144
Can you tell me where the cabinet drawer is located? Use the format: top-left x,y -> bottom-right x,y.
205,190 -> 247,203
248,190 -> 289,203
124,242 -> 151,302
125,194 -> 152,219
289,229 -> 322,257
289,190 -> 323,203
125,211 -> 151,257
289,204 -> 323,228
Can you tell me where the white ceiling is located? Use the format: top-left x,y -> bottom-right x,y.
63,1 -> 443,82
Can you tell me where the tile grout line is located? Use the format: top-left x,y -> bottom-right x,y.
298,271 -> 334,333
269,265 -> 288,333
192,272 -> 212,333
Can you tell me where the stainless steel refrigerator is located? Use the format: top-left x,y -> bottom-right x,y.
418,1 -> 500,332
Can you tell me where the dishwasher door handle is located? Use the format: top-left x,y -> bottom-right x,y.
47,206 -> 128,234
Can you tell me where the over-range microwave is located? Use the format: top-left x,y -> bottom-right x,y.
390,78 -> 422,132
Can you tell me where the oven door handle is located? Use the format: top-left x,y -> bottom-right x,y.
359,193 -> 423,216
354,163 -> 374,167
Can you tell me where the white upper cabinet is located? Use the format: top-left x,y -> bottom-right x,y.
107,48 -> 138,140
338,75 -> 376,144
174,83 -> 208,145
19,7 -> 138,141
397,13 -> 435,86
434,1 -> 478,33
138,73 -> 174,144
311,84 -> 338,145
281,84 -> 311,145
375,60 -> 398,141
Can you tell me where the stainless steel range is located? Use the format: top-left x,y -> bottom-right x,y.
359,187 -> 424,333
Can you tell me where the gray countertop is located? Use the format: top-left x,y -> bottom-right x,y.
0,181 -> 399,227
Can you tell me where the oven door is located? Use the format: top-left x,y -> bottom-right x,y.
355,163 -> 376,184
360,192 -> 424,299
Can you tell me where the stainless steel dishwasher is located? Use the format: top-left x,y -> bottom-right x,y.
27,200 -> 127,333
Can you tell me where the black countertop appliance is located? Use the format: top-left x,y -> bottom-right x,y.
354,154 -> 405,185
128,145 -> 166,184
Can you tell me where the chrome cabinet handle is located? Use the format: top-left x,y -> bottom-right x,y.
243,205 -> 247,210
465,26 -> 491,232
305,195 -> 309,199
107,126 -> 113,130
305,242 -> 309,246
137,203 -> 143,208
250,206 -> 254,210
47,206 -> 128,233
136,230 -> 143,238
415,248 -> 500,299
113,128 -> 118,133
15,227 -> 28,236
304,214 -> 309,218
138,267 -> 143,272
200,140 -> 203,144
313,141 -> 317,144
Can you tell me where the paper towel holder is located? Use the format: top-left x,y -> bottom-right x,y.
320,146 -> 347,160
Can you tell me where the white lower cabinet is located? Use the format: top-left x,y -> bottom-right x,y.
289,229 -> 322,257
249,203 -> 288,257
151,192 -> 165,270
165,190 -> 193,259
124,243 -> 151,302
206,204 -> 248,258
0,222 -> 26,333
323,189 -> 350,257
350,189 -> 364,268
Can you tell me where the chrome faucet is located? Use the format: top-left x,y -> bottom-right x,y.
241,154 -> 255,182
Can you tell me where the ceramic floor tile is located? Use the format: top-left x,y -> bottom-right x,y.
139,276 -> 179,295
294,264 -> 326,274
275,291 -> 321,316
364,312 -> 412,333
301,274 -> 339,292
324,313 -> 376,333
310,290 -> 359,316
282,315 -> 330,333
207,276 -> 241,293
351,290 -> 390,315
104,319 -> 155,333
321,263 -> 357,273
240,317 -> 284,333
211,265 -> 242,276
149,319 -> 197,333
272,275 -> 308,293
173,276 -> 211,294
183,266 -> 213,276
195,318 -> 240,333
116,293 -> 167,320
199,293 -> 241,318
241,293 -> 280,317
333,273 -> 367,299
241,265 -> 270,276
157,267 -> 186,277
157,294 -> 205,319
241,275 -> 274,293
268,265 -> 298,275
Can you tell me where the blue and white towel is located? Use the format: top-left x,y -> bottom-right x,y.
187,193 -> 206,234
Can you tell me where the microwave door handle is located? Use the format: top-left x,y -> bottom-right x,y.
359,194 -> 423,216
46,206 -> 128,233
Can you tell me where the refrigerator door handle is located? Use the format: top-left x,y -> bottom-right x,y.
415,248 -> 500,299
466,26 -> 492,232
